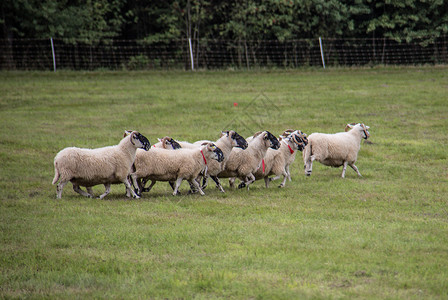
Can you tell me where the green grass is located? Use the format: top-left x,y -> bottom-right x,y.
1,66 -> 447,299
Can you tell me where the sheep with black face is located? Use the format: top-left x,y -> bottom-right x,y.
219,131 -> 280,190
130,142 -> 224,196
253,130 -> 308,188
52,131 -> 150,199
192,130 -> 248,192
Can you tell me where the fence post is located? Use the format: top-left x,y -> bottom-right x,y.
50,37 -> 56,72
188,38 -> 194,71
319,37 -> 326,69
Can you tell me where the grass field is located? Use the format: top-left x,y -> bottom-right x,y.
1,66 -> 447,299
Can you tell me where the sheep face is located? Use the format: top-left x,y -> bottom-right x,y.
227,130 -> 248,149
205,143 -> 224,162
345,123 -> 370,139
264,131 -> 280,150
158,137 -> 182,149
290,131 -> 308,151
124,130 -> 151,151
289,130 -> 308,151
134,132 -> 151,151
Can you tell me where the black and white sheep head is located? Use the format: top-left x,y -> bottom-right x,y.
201,142 -> 225,162
158,136 -> 182,150
288,130 -> 308,152
124,130 -> 151,151
222,130 -> 248,149
345,123 -> 370,140
264,131 -> 280,150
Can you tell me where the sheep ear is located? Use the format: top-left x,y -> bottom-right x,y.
157,138 -> 163,142
253,131 -> 263,138
345,124 -> 354,132
124,130 -> 132,137
282,129 -> 294,137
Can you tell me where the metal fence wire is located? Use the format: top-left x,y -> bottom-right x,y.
1,36 -> 447,70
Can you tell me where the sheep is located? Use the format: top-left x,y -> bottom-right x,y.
130,142 -> 224,196
278,129 -> 308,181
52,130 -> 151,199
253,130 -> 308,188
303,123 -> 370,178
144,131 -> 247,193
136,136 -> 182,192
192,130 -> 248,192
152,136 -> 182,150
218,131 -> 280,190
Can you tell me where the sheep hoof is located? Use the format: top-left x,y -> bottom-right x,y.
278,185 -> 284,188
238,182 -> 246,189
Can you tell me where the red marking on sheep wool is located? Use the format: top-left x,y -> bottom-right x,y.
262,159 -> 265,173
287,144 -> 294,154
200,150 -> 207,165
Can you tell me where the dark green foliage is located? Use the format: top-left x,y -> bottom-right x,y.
2,0 -> 447,43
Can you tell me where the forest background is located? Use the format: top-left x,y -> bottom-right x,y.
2,0 -> 447,44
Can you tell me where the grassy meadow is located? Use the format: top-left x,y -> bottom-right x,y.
0,66 -> 447,299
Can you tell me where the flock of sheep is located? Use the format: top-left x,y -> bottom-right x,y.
52,123 -> 370,199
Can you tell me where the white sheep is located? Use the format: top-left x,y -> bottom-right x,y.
218,131 -> 280,189
253,130 -> 308,188
130,143 -> 224,196
52,131 -> 151,199
192,130 -> 248,192
303,123 -> 370,178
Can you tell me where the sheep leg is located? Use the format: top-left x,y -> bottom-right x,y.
305,155 -> 315,176
349,163 -> 362,177
98,183 -> 111,199
264,177 -> 270,188
142,180 -> 156,193
229,177 -> 236,189
268,174 -> 287,188
201,176 -> 208,190
56,181 -> 68,199
124,179 -> 140,199
172,178 -> 183,196
246,174 -> 256,190
341,161 -> 348,178
286,165 -> 292,181
140,178 -> 149,190
169,181 -> 175,190
188,181 -> 198,194
86,187 -> 95,197
72,184 -> 93,198
190,179 -> 205,196
279,173 -> 288,188
241,173 -> 255,190
130,174 -> 143,195
211,176 -> 225,193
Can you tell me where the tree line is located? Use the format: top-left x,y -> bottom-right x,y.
2,0 -> 447,44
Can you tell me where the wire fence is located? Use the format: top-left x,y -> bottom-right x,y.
1,36 -> 447,71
